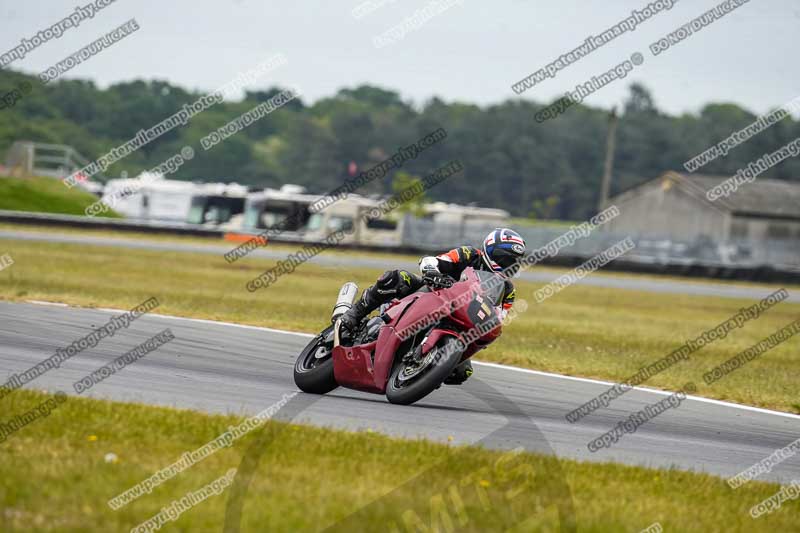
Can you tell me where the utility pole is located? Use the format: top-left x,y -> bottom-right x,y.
599,107 -> 618,211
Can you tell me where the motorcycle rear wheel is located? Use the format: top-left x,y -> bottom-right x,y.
293,325 -> 338,394
386,336 -> 463,405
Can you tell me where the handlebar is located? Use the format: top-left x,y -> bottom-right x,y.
423,273 -> 454,289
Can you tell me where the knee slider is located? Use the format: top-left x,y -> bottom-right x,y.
375,270 -> 400,291
377,270 -> 400,292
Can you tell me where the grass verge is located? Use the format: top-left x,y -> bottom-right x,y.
0,389 -> 794,532
0,222 -> 797,293
0,177 -> 119,217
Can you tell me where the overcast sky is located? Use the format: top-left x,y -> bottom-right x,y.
2,0 -> 798,115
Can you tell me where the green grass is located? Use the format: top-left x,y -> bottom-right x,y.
0,236 -> 798,414
0,388 -> 794,532
0,176 -> 119,217
0,221 -> 421,263
1,221 -> 796,293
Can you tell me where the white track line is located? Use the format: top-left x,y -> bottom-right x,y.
26,300 -> 69,307
472,361 -> 800,422
25,300 -> 800,422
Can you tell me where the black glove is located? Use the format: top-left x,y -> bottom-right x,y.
421,269 -> 439,284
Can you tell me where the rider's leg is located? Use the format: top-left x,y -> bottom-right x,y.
340,270 -> 422,331
444,360 -> 473,385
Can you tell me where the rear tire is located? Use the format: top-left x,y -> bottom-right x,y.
293,326 -> 338,394
386,337 -> 463,405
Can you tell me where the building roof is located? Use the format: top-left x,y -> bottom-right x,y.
616,171 -> 800,220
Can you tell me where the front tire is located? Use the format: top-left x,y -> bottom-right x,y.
386,336 -> 463,405
293,326 -> 338,394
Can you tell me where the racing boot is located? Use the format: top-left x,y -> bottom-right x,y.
340,270 -> 422,337
444,360 -> 473,385
339,288 -> 379,336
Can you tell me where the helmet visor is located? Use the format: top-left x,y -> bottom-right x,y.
495,253 -> 521,270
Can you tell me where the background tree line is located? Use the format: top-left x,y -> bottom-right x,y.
2,68 -> 799,220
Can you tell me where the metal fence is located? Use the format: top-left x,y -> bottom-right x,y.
4,141 -> 99,180
402,218 -> 800,274
0,209 -> 797,281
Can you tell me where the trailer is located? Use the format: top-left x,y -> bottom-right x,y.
102,177 -> 248,226
304,195 -> 402,246
101,176 -> 197,223
186,183 -> 249,228
242,184 -> 319,234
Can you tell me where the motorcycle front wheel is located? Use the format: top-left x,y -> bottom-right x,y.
386,336 -> 463,405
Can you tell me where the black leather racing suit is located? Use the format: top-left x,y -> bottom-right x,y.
355,245 -> 515,314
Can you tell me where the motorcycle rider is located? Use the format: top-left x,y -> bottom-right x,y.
340,228 -> 527,384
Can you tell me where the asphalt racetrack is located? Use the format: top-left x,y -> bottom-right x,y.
2,300 -> 798,486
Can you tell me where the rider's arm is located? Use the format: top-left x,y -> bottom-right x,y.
496,281 -> 515,321
430,246 -> 482,278
502,281 -> 515,310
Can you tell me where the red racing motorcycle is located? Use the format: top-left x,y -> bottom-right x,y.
293,267 -> 505,405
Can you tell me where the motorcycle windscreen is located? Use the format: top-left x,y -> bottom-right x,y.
464,270 -> 504,338
473,270 -> 505,306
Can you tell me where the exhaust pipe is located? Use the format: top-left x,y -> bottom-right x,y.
331,282 -> 358,323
